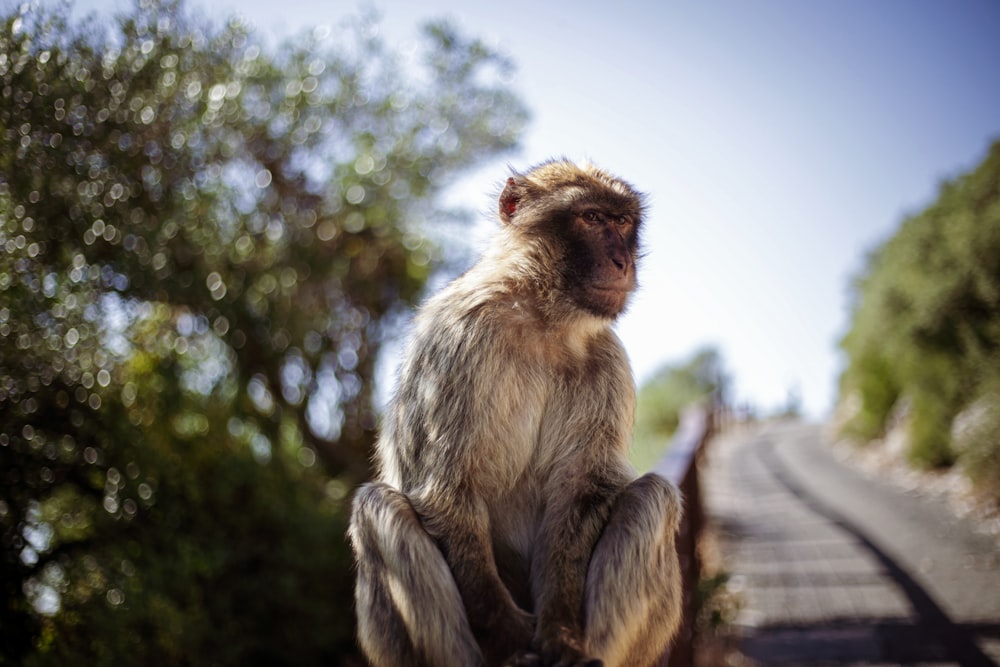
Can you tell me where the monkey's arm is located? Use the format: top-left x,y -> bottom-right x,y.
387,311 -> 539,664
531,462 -> 630,664
416,490 -> 535,665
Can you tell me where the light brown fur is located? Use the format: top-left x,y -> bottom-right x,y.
349,159 -> 682,667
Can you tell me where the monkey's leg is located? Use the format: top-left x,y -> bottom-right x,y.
349,482 -> 484,667
583,473 -> 683,667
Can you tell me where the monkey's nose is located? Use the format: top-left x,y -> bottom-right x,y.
608,249 -> 631,275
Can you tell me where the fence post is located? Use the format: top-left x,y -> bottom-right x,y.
651,405 -> 714,666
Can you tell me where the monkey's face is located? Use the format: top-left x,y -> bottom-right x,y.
498,160 -> 646,320
562,207 -> 639,318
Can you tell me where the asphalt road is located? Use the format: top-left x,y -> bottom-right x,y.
703,419 -> 1000,666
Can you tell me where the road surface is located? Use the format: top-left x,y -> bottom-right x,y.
703,419 -> 1000,665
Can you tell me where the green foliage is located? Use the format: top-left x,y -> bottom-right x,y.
839,141 -> 1000,478
959,378 -> 1000,501
0,0 -> 526,663
631,346 -> 725,472
696,571 -> 739,632
837,348 -> 900,441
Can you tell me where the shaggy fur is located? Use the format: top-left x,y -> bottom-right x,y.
349,160 -> 682,667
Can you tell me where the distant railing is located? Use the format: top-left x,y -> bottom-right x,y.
652,404 -> 715,667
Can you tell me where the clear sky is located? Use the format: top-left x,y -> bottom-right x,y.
54,0 -> 1000,417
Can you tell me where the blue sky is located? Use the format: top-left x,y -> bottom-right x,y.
56,0 -> 1000,417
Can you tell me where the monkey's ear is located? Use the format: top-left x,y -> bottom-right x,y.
499,177 -> 520,223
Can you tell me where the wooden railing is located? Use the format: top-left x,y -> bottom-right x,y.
652,404 -> 715,667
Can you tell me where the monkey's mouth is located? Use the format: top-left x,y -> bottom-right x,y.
589,286 -> 629,303
589,278 -> 633,295
582,283 -> 632,317
590,284 -> 629,293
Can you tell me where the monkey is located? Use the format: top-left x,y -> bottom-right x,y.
348,159 -> 683,667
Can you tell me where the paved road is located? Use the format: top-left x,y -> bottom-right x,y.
703,420 -> 1000,666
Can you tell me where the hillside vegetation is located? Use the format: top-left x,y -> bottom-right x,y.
838,141 -> 1000,501
630,347 -> 725,472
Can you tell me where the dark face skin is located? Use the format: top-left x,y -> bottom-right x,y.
565,207 -> 638,318
497,173 -> 643,319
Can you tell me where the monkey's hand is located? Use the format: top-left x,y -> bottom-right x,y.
536,628 -> 603,667
484,607 -> 536,667
502,649 -> 541,667
502,650 -> 602,667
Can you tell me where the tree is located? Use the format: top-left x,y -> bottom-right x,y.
631,346 -> 726,472
0,0 -> 527,663
839,141 -> 1000,480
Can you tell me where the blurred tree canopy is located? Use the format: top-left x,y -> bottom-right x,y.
631,346 -> 726,472
839,141 -> 1000,496
0,0 -> 527,663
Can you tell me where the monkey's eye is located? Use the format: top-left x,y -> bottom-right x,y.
582,210 -> 600,223
613,215 -> 630,227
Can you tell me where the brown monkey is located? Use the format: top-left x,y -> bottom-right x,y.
349,159 -> 682,667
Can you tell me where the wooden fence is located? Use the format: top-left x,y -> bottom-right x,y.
652,405 -> 715,666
